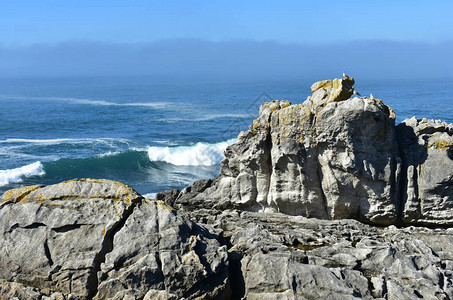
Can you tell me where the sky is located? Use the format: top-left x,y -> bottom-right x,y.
1,0 -> 452,80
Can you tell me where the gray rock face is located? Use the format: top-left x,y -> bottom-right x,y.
0,179 -> 229,299
397,117 -> 453,225
168,78 -> 402,225
165,77 -> 453,226
183,207 -> 453,300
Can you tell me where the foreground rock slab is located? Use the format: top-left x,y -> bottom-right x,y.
0,179 -> 229,300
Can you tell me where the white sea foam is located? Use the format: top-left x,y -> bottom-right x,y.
69,98 -> 169,108
143,193 -> 157,199
0,162 -> 45,187
0,95 -> 170,108
163,113 -> 252,122
95,151 -> 122,158
147,139 -> 236,166
0,137 -> 130,145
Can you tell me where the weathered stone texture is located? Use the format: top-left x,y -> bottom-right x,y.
0,179 -> 229,300
397,117 -> 453,225
169,78 -> 403,225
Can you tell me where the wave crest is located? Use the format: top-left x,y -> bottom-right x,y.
0,162 -> 45,187
147,140 -> 235,166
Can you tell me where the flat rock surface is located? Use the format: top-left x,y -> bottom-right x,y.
0,179 -> 229,300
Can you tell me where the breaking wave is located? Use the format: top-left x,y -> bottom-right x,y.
0,162 -> 45,187
0,139 -> 236,194
147,139 -> 235,166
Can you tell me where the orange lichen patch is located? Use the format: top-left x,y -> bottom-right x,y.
252,101 -> 293,135
262,100 -> 279,112
311,78 -> 355,107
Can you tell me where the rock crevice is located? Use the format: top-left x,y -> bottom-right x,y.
89,196 -> 140,299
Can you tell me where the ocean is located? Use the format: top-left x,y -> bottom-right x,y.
1,76 -> 452,197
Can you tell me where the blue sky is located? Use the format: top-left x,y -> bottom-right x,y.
2,0 -> 452,44
1,1 -> 452,79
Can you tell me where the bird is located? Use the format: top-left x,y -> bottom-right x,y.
353,89 -> 361,96
370,94 -> 375,100
342,71 -> 349,78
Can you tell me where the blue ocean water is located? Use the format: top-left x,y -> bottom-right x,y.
0,77 -> 452,196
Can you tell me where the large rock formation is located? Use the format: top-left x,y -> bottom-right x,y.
169,77 -> 403,225
0,179 -> 229,299
166,77 -> 453,226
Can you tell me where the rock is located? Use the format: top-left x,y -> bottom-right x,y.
313,95 -> 401,224
168,77 -> 453,226
171,78 -> 401,225
143,289 -> 178,300
303,77 -> 356,112
397,117 -> 453,225
182,208 -> 453,300
0,279 -> 78,300
155,188 -> 180,207
151,77 -> 453,298
0,179 -> 229,299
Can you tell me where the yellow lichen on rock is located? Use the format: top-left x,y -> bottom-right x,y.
262,100 -> 292,112
310,80 -> 332,93
388,106 -> 396,120
306,77 -> 356,112
156,200 -> 173,210
432,140 -> 452,150
1,179 -> 141,206
1,184 -> 45,203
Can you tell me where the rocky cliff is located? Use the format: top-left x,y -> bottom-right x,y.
1,77 -> 453,299
166,77 -> 453,227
